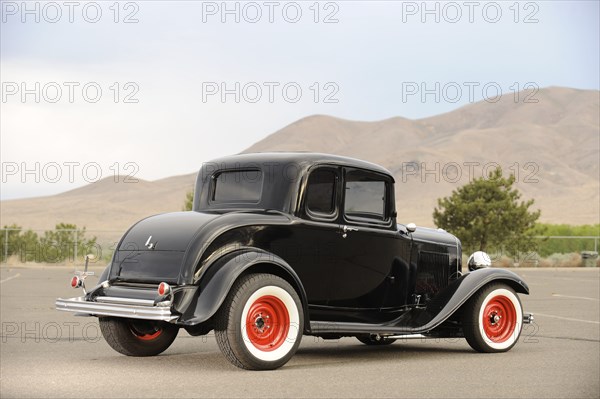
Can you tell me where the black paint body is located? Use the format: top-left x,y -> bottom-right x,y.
98,153 -> 529,337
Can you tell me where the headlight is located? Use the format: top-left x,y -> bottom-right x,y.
468,251 -> 491,271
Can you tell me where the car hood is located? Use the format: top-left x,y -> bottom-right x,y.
411,226 -> 459,247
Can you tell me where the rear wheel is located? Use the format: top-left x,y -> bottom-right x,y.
356,334 -> 397,346
462,283 -> 523,353
99,318 -> 178,356
215,273 -> 303,370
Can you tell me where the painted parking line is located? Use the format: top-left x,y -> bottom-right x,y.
0,273 -> 21,284
552,293 -> 599,301
535,312 -> 600,325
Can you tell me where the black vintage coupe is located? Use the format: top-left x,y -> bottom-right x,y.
57,153 -> 533,370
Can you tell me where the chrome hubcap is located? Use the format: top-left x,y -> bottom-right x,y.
490,313 -> 501,325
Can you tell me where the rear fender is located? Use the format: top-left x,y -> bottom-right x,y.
98,265 -> 110,283
178,248 -> 310,331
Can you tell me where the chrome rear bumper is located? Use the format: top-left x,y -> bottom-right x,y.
55,296 -> 177,322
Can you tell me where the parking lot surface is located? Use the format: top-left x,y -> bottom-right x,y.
1,267 -> 598,398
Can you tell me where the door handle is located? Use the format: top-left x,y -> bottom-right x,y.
342,225 -> 359,238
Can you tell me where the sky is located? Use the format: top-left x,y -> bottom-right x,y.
1,0 -> 599,200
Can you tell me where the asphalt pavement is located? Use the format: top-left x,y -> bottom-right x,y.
1,266 -> 598,398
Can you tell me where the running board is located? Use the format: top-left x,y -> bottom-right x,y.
309,321 -> 424,336
310,313 -> 535,336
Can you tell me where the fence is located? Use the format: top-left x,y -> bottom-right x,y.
1,228 -> 123,265
1,227 -> 598,266
534,235 -> 598,255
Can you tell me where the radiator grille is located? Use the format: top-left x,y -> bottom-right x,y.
415,251 -> 450,298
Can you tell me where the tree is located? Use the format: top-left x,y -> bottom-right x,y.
433,168 -> 540,257
0,224 -> 22,262
38,223 -> 97,263
14,229 -> 40,262
183,189 -> 194,211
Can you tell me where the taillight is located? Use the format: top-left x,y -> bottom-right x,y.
70,276 -> 81,288
158,282 -> 171,296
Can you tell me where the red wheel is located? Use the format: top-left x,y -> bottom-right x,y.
129,324 -> 163,341
245,295 -> 290,351
481,295 -> 517,344
215,273 -> 304,370
99,318 -> 178,356
462,284 -> 523,352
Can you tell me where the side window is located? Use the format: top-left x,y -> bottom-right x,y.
344,171 -> 387,223
305,168 -> 337,217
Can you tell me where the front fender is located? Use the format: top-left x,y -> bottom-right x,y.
177,248 -> 310,331
421,268 -> 529,332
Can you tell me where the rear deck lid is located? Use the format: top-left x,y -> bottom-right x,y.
112,211 -> 219,283
118,211 -> 218,252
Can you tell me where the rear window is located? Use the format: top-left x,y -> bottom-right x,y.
212,170 -> 263,203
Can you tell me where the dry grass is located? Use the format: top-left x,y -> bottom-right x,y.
492,252 -> 600,268
469,252 -> 598,268
537,253 -> 583,268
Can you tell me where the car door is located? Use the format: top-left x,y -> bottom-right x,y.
326,168 -> 412,311
287,165 -> 343,306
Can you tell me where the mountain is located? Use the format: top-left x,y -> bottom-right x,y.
1,87 -> 598,245
244,87 -> 599,226
0,174 -> 196,244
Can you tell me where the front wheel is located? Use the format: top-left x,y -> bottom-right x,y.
99,318 -> 179,356
215,273 -> 304,370
461,283 -> 523,353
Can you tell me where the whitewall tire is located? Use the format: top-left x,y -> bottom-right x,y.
462,283 -> 523,353
215,273 -> 303,370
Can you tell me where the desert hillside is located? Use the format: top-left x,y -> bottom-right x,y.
245,87 -> 599,226
2,87 -> 598,244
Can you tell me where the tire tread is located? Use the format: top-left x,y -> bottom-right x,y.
461,283 -> 521,353
99,318 -> 178,357
214,273 -> 303,370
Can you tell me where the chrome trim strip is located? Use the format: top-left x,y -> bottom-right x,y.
386,334 -> 427,339
55,296 -> 177,322
95,296 -> 156,306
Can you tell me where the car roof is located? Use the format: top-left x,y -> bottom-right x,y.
206,152 -> 393,178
